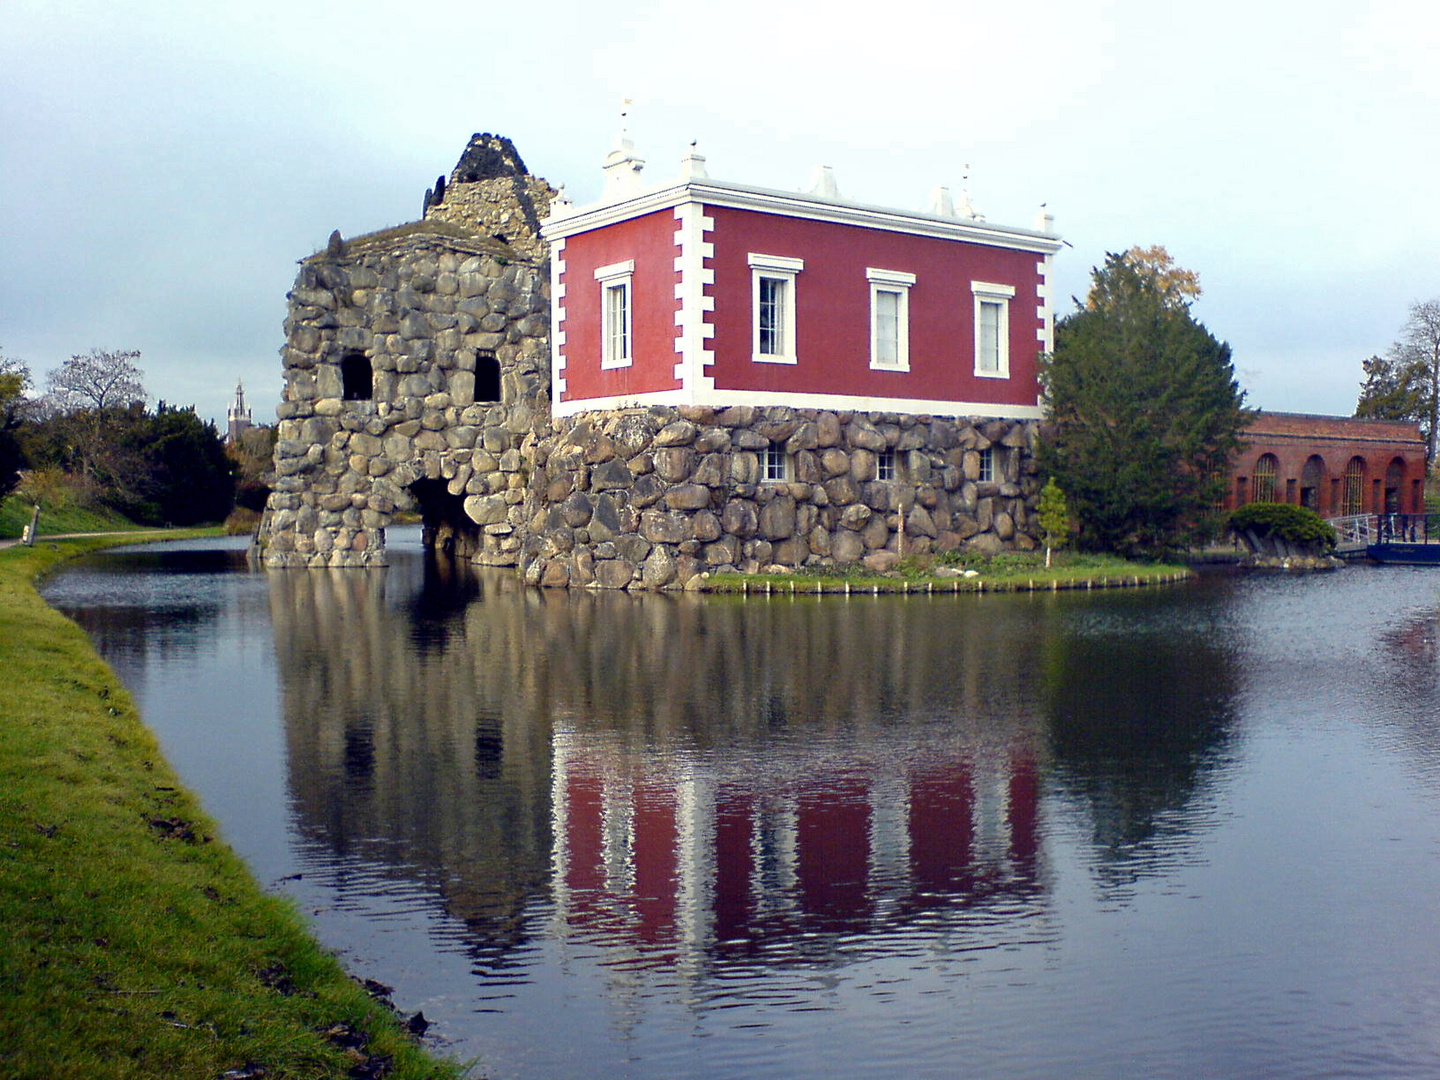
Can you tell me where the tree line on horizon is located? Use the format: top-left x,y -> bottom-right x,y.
0,348 -> 256,527
4,254 -> 1428,554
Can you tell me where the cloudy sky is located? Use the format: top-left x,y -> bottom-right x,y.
3,0 -> 1437,427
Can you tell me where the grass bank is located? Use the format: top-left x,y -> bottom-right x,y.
0,495 -> 142,540
703,551 -> 1193,594
0,534 -> 465,1080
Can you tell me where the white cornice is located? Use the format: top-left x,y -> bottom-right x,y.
554,386 -> 1045,421
542,178 -> 1063,255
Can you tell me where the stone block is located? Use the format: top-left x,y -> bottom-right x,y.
595,558 -> 635,589
731,451 -> 760,485
823,475 -> 860,506
666,484 -> 712,510
464,493 -> 509,525
613,533 -> 652,564
759,496 -> 796,540
863,551 -> 901,573
847,419 -> 887,452
654,419 -> 698,447
906,505 -> 939,539
642,546 -> 677,588
722,499 -> 759,538
631,473 -> 666,508
641,510 -> 692,544
862,515 -> 891,550
590,457 -> 634,491
653,447 -> 695,483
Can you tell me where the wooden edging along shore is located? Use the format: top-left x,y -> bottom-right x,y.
704,566 -> 1195,596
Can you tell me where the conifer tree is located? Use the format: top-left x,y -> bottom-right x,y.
1040,249 -> 1248,557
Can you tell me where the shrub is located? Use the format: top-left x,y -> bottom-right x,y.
1229,502 -> 1336,553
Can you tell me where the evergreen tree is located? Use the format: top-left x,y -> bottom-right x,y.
1040,249 -> 1248,557
0,351 -> 30,503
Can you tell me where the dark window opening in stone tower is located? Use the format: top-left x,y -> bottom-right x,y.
409,477 -> 482,558
476,351 -> 501,402
341,353 -> 373,400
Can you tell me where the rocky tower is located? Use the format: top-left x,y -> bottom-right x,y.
257,138 -> 556,568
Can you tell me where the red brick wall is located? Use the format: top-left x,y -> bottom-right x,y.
1224,414 -> 1426,516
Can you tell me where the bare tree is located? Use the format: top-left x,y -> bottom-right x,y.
46,348 -> 146,413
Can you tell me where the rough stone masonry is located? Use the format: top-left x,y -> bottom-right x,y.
259,134 -> 1044,585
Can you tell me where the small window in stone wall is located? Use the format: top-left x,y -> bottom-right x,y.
877,449 -> 898,481
762,442 -> 790,482
341,353 -> 373,401
977,447 -> 994,483
475,351 -> 501,402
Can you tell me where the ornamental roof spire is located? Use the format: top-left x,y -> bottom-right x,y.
601,98 -> 646,198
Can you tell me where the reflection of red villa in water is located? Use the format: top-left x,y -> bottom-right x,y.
1224,413 -> 1426,516
551,733 -> 1043,964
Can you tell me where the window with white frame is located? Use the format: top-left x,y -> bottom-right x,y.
977,446 -> 994,483
749,254 -> 803,364
971,281 -> 1015,378
762,442 -> 790,482
877,449 -> 898,481
868,268 -> 915,371
595,260 -> 634,369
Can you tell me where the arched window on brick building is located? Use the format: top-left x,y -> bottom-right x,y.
1385,457 -> 1406,515
1300,455 -> 1325,512
1252,454 -> 1278,503
1342,456 -> 1366,516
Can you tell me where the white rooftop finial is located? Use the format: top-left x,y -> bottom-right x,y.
957,164 -> 983,220
928,185 -> 957,217
808,165 -> 840,199
601,98 -> 646,198
679,140 -> 708,180
1033,202 -> 1054,234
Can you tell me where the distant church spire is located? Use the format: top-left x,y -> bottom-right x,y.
227,378 -> 253,444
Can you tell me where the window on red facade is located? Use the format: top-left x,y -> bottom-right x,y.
1252,454 -> 1278,502
1342,457 -> 1365,515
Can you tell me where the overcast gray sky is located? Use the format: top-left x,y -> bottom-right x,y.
3,0 -> 1437,428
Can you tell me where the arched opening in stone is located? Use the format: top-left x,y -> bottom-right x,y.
409,477 -> 481,558
341,353 -> 373,401
1300,455 -> 1326,511
475,351 -> 501,402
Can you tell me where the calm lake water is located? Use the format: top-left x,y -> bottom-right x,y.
42,529 -> 1440,1079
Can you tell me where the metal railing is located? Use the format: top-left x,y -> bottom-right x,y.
1326,513 -> 1377,549
1375,513 -> 1440,545
1328,513 -> 1440,549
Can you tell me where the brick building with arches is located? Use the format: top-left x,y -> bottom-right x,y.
1224,412 -> 1427,517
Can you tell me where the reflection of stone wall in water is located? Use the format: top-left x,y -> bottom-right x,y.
267,566 -> 555,947
268,557 -> 1061,961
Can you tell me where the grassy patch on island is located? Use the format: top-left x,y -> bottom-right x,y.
0,535 -> 465,1080
704,550 -> 1192,594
